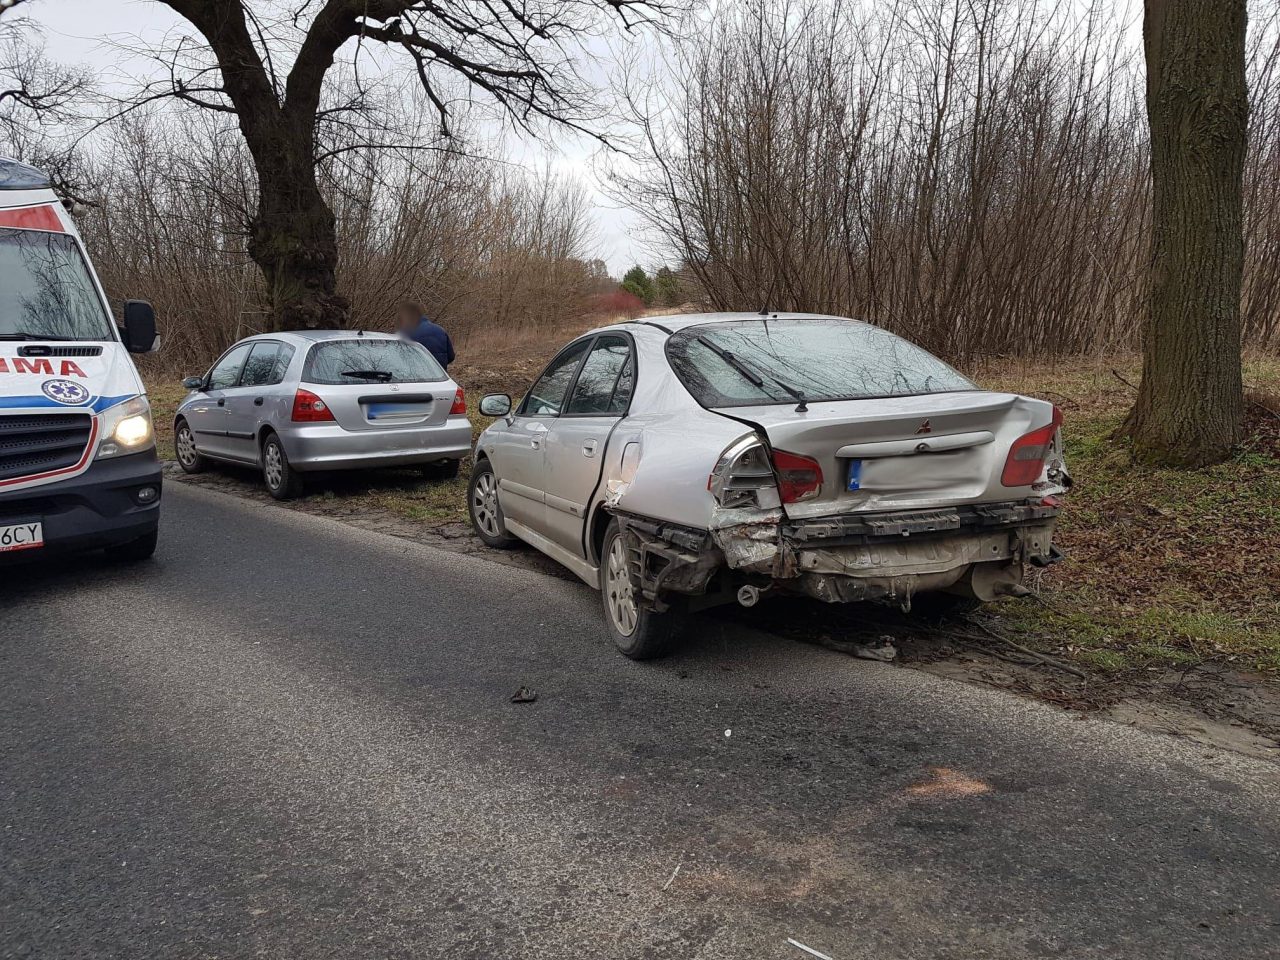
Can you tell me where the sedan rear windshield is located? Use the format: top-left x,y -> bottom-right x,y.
302,339 -> 446,385
0,228 -> 113,341
667,319 -> 974,408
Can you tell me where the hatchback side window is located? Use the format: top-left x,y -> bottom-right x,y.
207,343 -> 252,390
271,344 -> 296,384
521,340 -> 591,417
566,336 -> 634,416
240,341 -> 282,388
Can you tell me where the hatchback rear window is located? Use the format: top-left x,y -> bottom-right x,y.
302,339 -> 446,385
667,319 -> 974,408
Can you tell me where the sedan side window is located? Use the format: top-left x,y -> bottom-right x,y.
522,340 -> 591,417
566,336 -> 634,416
240,341 -> 282,388
207,343 -> 252,390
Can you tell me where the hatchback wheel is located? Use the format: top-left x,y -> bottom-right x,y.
262,433 -> 304,500
468,459 -> 518,548
600,519 -> 683,660
174,419 -> 206,474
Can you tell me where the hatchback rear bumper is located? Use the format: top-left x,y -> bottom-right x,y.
282,418 -> 472,471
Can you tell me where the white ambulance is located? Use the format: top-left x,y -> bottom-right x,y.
0,157 -> 162,562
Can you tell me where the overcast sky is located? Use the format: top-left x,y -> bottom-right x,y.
27,0 -> 654,276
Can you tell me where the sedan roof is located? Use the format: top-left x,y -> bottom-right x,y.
623,311 -> 857,334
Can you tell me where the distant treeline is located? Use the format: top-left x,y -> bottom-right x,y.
623,0 -> 1280,361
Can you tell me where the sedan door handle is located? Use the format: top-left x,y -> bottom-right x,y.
582,439 -> 598,458
253,397 -> 264,406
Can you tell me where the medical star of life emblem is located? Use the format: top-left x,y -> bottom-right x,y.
41,378 -> 90,405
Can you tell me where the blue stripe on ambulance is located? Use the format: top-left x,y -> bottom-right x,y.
0,394 -> 133,413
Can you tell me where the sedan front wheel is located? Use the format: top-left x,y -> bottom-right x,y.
467,459 -> 518,549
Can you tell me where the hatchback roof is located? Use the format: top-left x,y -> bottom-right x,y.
0,158 -> 52,191
279,329 -> 399,342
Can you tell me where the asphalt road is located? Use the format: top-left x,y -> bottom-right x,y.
3,484 -> 1278,960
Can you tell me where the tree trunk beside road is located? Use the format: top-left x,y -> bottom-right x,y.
1124,0 -> 1248,466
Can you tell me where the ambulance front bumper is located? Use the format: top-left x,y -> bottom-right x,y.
0,451 -> 161,561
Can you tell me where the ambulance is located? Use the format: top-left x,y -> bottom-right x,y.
0,158 -> 162,562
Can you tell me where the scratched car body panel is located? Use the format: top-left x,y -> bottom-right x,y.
471,313 -> 1069,658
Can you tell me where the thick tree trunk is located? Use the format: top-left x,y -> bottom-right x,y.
248,147 -> 350,330
1123,0 -> 1248,467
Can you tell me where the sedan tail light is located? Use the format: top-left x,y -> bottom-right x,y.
1002,406 -> 1063,487
449,387 -> 466,416
708,437 -> 779,508
771,449 -> 823,503
291,389 -> 335,422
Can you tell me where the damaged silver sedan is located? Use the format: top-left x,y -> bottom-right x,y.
468,313 -> 1070,659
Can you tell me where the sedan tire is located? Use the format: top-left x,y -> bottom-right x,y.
600,519 -> 684,660
467,458 -> 518,549
174,419 -> 207,474
262,432 -> 305,501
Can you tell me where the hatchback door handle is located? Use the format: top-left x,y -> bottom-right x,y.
216,398 -> 225,407
583,439 -> 598,457
253,397 -> 264,406
530,436 -> 542,449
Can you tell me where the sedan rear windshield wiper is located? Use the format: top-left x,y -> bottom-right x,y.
340,369 -> 393,381
696,336 -> 809,411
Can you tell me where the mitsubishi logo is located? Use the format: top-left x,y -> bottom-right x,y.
915,419 -> 932,435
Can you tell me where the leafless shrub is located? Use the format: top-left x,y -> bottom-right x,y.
621,0 -> 1280,361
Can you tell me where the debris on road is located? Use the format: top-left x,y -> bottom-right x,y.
787,937 -> 835,960
661,862 -> 682,891
815,633 -> 898,662
510,686 -> 538,703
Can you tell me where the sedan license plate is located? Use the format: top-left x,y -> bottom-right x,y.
0,521 -> 43,553
847,459 -> 864,491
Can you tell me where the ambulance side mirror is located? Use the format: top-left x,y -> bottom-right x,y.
122,300 -> 159,354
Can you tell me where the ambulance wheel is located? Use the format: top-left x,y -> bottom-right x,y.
174,418 -> 207,474
104,528 -> 158,563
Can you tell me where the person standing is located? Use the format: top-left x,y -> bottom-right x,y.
396,300 -> 455,370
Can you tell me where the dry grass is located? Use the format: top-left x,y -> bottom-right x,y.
146,344 -> 1280,676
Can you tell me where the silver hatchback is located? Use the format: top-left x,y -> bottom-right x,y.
174,331 -> 470,499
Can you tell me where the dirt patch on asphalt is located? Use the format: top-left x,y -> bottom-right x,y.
165,464 -> 1280,763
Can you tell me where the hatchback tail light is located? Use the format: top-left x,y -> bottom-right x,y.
449,387 -> 466,416
291,389 -> 335,422
1002,407 -> 1063,487
771,449 -> 823,503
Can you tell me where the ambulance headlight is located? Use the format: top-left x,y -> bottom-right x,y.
97,396 -> 155,459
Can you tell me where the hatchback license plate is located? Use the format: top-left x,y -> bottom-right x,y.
847,459 -> 864,491
0,521 -> 43,553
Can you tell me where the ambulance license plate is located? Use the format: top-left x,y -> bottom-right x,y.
0,521 -> 43,553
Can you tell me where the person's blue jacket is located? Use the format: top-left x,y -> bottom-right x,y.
406,316 -> 455,370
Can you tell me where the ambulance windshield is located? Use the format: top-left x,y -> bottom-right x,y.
0,228 -> 113,341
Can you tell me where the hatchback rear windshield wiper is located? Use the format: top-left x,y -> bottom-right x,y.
340,369 -> 393,381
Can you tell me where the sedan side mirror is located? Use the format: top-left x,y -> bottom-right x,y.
479,394 -> 512,417
182,376 -> 204,390
122,299 -> 159,354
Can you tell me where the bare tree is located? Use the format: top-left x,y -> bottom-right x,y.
119,0 -> 667,330
1121,0 -> 1249,466
0,12 -> 91,166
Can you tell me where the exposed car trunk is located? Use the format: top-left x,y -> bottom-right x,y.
715,390 -> 1058,519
